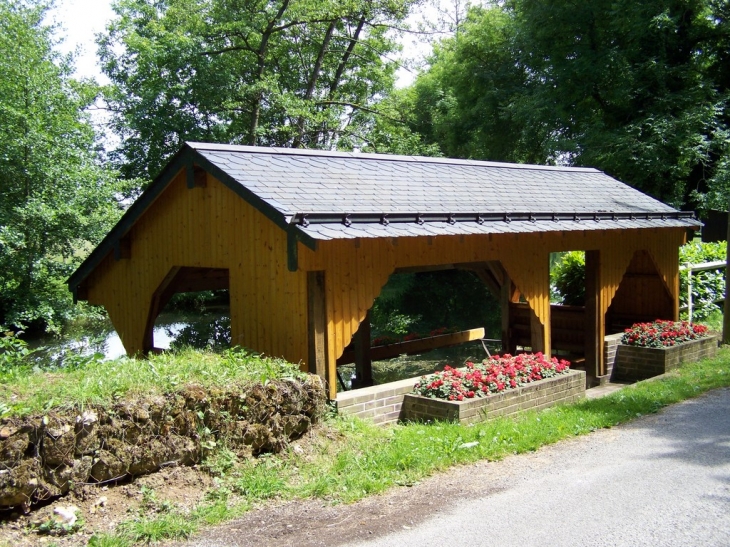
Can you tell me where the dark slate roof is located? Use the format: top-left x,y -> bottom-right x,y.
68,142 -> 699,292
190,142 -> 698,240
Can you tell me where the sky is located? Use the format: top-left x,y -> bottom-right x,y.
47,0 -> 450,88
47,0 -> 116,84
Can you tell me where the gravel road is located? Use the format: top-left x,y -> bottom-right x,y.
169,388 -> 730,547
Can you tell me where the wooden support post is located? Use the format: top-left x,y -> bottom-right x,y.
501,272 -> 518,354
584,250 -> 604,382
352,309 -> 373,388
529,306 -> 546,353
307,271 -> 328,387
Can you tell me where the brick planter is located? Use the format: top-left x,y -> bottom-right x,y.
401,369 -> 586,425
613,334 -> 719,381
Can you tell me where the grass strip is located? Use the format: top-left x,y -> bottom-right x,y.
0,348 -> 305,417
87,348 -> 730,545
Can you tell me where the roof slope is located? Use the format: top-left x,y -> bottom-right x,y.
68,142 -> 698,292
191,142 -> 697,240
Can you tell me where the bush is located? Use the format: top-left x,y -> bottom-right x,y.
679,241 -> 726,321
550,251 -> 586,305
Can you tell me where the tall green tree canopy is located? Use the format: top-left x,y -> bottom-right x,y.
0,0 -> 125,330
407,0 -> 730,208
99,0 -> 420,180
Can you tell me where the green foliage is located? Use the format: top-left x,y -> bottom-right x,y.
370,271 -> 500,339
407,0 -> 730,208
679,240 -> 727,320
168,316 -> 232,352
233,458 -> 287,500
550,251 -> 586,306
0,328 -> 34,374
99,0 -> 419,180
0,0 -> 130,331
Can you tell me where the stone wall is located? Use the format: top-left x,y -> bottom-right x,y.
0,376 -> 325,510
401,370 -> 586,424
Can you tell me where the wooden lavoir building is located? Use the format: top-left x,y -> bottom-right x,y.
68,143 -> 700,399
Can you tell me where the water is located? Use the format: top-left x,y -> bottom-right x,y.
27,312 -> 227,361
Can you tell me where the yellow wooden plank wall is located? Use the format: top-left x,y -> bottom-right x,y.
85,170 -> 309,364
299,227 -> 690,391
83,170 -> 690,400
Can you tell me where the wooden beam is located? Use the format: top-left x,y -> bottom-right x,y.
485,261 -> 506,286
287,229 -> 298,272
394,264 -> 455,274
171,267 -> 229,293
186,164 -> 207,188
529,306 -> 546,353
584,250 -> 604,381
501,270 -> 518,354
337,327 -> 485,366
461,264 -> 501,299
351,309 -> 373,388
114,235 -> 132,261
307,271 -> 328,389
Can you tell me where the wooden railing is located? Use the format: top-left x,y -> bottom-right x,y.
336,327 -> 485,366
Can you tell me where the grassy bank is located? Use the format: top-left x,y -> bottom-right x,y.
0,347 -> 305,417
84,347 -> 730,546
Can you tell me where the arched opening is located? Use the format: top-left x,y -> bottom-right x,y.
336,263 -> 503,390
606,250 -> 674,333
144,267 -> 230,353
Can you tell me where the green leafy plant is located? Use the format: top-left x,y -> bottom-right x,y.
550,251 -> 586,305
679,240 -> 726,321
0,328 -> 34,373
32,508 -> 84,536
621,320 -> 710,348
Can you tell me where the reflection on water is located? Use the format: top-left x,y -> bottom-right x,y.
28,313 -> 228,361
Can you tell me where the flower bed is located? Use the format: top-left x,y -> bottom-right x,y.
403,353 -> 584,424
413,353 -> 571,401
621,319 -> 710,348
614,320 -> 718,381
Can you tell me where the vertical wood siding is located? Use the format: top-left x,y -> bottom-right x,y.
86,170 -> 309,365
83,172 -> 690,400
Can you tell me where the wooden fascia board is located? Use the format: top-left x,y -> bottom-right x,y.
67,147 -> 193,295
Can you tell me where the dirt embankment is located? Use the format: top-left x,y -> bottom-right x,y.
0,376 -> 325,510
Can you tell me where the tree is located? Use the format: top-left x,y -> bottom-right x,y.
408,0 -> 730,208
99,0 -> 419,180
0,0 -> 126,331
